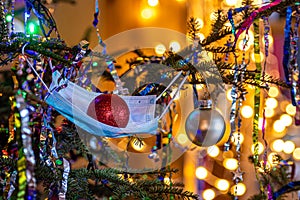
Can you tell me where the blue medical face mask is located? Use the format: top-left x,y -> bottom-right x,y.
45,71 -> 159,138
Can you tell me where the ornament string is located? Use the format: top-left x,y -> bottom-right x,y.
234,0 -> 282,43
282,6 -> 292,83
252,18 -> 262,167
58,158 -> 70,200
16,92 -> 37,200
93,0 -> 128,95
289,6 -> 299,107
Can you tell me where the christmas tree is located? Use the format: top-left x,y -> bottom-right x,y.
0,0 -> 300,199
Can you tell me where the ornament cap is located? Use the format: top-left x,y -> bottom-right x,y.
197,99 -> 212,109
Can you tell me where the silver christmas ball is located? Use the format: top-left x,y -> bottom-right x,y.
185,107 -> 226,147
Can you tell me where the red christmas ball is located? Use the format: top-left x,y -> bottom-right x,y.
87,94 -> 130,128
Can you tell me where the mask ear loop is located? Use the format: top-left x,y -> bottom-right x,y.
158,71 -> 189,120
155,70 -> 183,101
22,43 -> 52,94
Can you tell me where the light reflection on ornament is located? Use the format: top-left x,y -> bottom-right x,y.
131,138 -> 145,151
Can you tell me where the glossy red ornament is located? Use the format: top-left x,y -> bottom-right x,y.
87,94 -> 130,128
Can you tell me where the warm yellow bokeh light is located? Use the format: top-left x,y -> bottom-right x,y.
225,0 -> 238,6
273,120 -> 286,133
196,33 -> 205,42
251,142 -> 264,155
207,145 -> 220,158
265,98 -> 278,109
203,189 -> 215,200
258,117 -> 267,130
169,41 -> 181,53
268,86 -> 279,97
223,158 -> 238,170
155,44 -> 166,55
265,107 -> 275,118
293,148 -> 300,160
283,140 -> 295,154
280,114 -> 293,127
286,104 -> 296,116
177,133 -> 188,145
141,8 -> 154,19
215,179 -> 230,191
231,132 -> 244,145
231,183 -> 246,196
148,0 -> 159,7
241,105 -> 253,118
195,166 -> 208,180
271,139 -> 284,152
196,18 -> 204,28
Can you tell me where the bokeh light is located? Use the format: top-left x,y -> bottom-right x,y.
280,114 -> 293,127
207,145 -> 220,158
195,166 -> 208,180
271,139 -> 284,152
225,0 -> 238,6
293,148 -> 300,160
286,104 -> 296,116
215,179 -> 230,191
223,158 -> 238,170
231,132 -> 244,145
283,140 -> 295,154
265,98 -> 278,109
241,105 -> 253,118
203,189 -> 215,200
273,120 -> 285,133
231,183 -> 246,196
155,44 -> 166,55
148,0 -> 159,7
268,86 -> 279,97
251,142 -> 264,155
141,8 -> 154,19
265,107 -> 275,118
169,41 -> 181,53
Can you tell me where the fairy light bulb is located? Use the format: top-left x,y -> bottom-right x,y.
273,120 -> 285,133
293,148 -> 300,160
203,189 -> 215,200
231,183 -> 246,196
268,86 -> 279,97
271,139 -> 284,152
241,105 -> 253,118
195,166 -> 208,180
223,158 -> 238,170
215,179 -> 230,191
207,145 -> 220,158
251,142 -> 264,155
265,98 -> 278,109
280,114 -> 293,127
155,44 -> 166,55
169,41 -> 181,53
283,140 -> 295,154
286,104 -> 296,116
